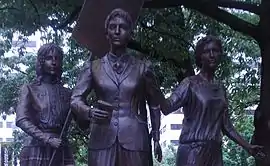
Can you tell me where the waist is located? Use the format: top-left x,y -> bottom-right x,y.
38,122 -> 66,130
108,102 -> 131,108
26,136 -> 69,146
41,128 -> 62,134
180,139 -> 222,146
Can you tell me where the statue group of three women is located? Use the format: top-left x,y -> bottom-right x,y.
16,8 -> 264,166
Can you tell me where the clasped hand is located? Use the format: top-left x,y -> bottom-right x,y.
90,107 -> 111,120
48,137 -> 62,148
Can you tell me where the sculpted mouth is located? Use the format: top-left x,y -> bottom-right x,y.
209,60 -> 216,63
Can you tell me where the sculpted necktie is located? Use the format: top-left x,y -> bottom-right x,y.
113,60 -> 124,74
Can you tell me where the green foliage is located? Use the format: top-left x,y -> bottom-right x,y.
154,145 -> 177,166
223,116 -> 256,166
68,121 -> 89,165
12,130 -> 28,159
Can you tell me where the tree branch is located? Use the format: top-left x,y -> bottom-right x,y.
127,39 -> 195,82
143,0 -> 259,39
218,0 -> 260,15
187,4 -> 259,39
26,0 -> 41,25
56,6 -> 82,29
143,0 -> 185,9
143,0 -> 260,15
0,7 -> 19,11
6,65 -> 28,75
139,21 -> 195,50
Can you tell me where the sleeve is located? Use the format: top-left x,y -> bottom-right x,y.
143,62 -> 162,141
15,84 -> 51,143
164,77 -> 191,115
70,59 -> 93,121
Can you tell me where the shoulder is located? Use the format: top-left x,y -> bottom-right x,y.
81,53 -> 102,68
20,83 -> 31,91
78,57 -> 96,74
17,83 -> 33,98
124,51 -> 149,66
175,76 -> 194,91
185,75 -> 204,86
180,76 -> 193,85
127,53 -> 144,65
125,53 -> 149,73
82,58 -> 93,69
23,82 -> 38,90
134,58 -> 154,72
140,60 -> 156,78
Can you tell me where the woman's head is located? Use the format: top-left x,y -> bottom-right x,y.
105,8 -> 133,48
195,35 -> 223,70
35,43 -> 63,83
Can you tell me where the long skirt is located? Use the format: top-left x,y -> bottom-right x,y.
88,142 -> 151,166
176,141 -> 223,166
19,145 -> 75,166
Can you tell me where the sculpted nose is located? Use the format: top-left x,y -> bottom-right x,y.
209,50 -> 214,57
115,26 -> 120,34
52,57 -> 57,66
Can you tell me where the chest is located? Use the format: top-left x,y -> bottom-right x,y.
92,62 -> 144,94
29,85 -> 70,111
191,83 -> 227,110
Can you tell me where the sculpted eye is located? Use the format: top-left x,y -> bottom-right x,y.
202,49 -> 209,54
109,24 -> 116,30
120,24 -> 129,30
213,49 -> 221,53
44,56 -> 52,60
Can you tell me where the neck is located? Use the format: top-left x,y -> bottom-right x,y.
41,74 -> 58,84
110,46 -> 126,57
199,68 -> 215,81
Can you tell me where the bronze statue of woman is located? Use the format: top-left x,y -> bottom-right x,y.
71,8 -> 162,166
159,35 -> 264,166
16,44 -> 75,166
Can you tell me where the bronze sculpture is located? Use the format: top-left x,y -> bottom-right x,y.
71,8 -> 162,166
72,0 -> 144,57
16,44 -> 75,166
158,35 -> 264,166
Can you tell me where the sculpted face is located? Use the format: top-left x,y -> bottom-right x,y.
200,41 -> 222,71
42,50 -> 62,76
106,16 -> 131,48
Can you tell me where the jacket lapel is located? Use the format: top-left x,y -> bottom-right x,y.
118,56 -> 136,85
101,55 -> 118,87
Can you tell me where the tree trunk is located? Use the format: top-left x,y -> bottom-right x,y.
253,42 -> 270,166
252,1 -> 270,165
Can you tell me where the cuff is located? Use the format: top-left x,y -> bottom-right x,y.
44,137 -> 51,144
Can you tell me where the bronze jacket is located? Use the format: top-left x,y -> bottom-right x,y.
16,82 -> 72,145
71,53 -> 161,151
